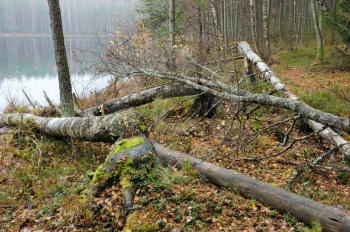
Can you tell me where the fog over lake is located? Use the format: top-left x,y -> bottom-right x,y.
0,0 -> 139,112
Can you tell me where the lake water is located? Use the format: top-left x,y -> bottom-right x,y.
0,35 -> 113,112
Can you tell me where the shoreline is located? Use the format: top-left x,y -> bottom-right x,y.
0,33 -> 111,38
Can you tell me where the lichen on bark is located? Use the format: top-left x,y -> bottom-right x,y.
0,110 -> 147,142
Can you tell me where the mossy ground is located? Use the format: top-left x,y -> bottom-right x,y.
273,46 -> 350,117
0,127 -> 109,231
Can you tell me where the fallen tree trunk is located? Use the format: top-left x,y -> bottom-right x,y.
0,110 -> 147,142
135,69 -> 350,133
238,41 -> 350,161
81,83 -> 199,116
154,144 -> 350,232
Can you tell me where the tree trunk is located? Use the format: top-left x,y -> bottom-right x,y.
249,0 -> 261,55
311,0 -> 324,62
238,41 -> 350,161
234,0 -> 240,41
279,0 -> 284,41
154,144 -> 350,232
0,110 -> 146,142
262,0 -> 271,59
223,0 -> 228,45
82,136 -> 159,228
294,0 -> 301,48
81,84 -> 199,116
47,0 -> 75,116
85,136 -> 155,197
168,0 -> 176,69
136,68 -> 350,134
191,93 -> 219,118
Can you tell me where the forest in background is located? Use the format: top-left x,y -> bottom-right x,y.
139,0 -> 348,62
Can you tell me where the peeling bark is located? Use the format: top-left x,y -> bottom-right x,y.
0,110 -> 147,142
154,144 -> 350,232
81,84 -> 199,116
238,41 -> 285,91
238,41 -> 350,161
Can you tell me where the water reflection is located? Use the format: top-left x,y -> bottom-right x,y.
0,36 -> 112,112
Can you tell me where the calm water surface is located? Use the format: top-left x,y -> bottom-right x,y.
0,36 -> 112,112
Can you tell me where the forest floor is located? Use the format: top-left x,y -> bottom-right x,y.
1,47 -> 350,231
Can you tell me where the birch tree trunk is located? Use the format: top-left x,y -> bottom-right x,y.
47,0 -> 75,116
238,41 -> 350,161
0,110 -> 146,142
81,84 -> 198,116
262,0 -> 271,59
168,0 -> 176,68
136,68 -> 350,134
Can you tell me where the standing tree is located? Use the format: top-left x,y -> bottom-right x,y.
47,0 -> 75,116
311,0 -> 325,62
249,0 -> 261,55
262,0 -> 271,59
168,0 -> 176,69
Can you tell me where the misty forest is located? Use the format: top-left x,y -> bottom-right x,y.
1,0 -> 350,231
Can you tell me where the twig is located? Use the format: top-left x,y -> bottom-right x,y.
240,130 -> 321,162
242,115 -> 300,150
285,147 -> 337,190
282,116 -> 299,146
0,205 -> 16,209
22,89 -> 37,109
43,91 -> 62,115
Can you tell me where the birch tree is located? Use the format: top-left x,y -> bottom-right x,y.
262,0 -> 271,59
168,0 -> 176,68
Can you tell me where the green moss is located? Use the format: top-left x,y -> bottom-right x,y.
123,212 -> 158,232
301,90 -> 350,116
182,160 -> 199,177
119,158 -> 136,190
92,137 -> 145,183
277,47 -> 317,67
137,118 -> 148,132
92,165 -> 113,183
111,137 -> 145,155
120,174 -> 134,189
302,221 -> 322,232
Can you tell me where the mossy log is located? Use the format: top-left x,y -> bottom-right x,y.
154,144 -> 350,232
238,41 -> 350,161
81,83 -> 199,116
84,136 -> 159,221
86,136 -> 156,196
0,110 -> 146,142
